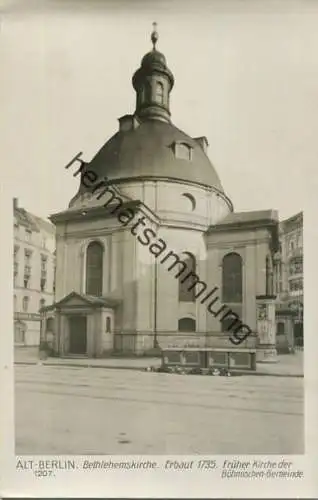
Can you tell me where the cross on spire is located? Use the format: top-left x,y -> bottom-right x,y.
151,21 -> 159,50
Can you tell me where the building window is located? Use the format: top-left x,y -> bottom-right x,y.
14,295 -> 17,312
174,142 -> 193,161
178,317 -> 196,332
106,316 -> 111,333
277,322 -> 285,335
39,298 -> 45,310
40,255 -> 47,289
289,257 -> 303,275
24,249 -> 32,259
22,296 -> 29,312
24,277 -> 29,288
86,241 -> 104,296
179,252 -> 196,302
222,253 -> 243,303
24,249 -> 32,282
155,81 -> 164,104
53,263 -> 56,294
41,254 -> 48,270
14,245 -> 19,281
182,193 -> 196,211
24,265 -> 31,277
25,229 -> 32,242
289,279 -> 303,292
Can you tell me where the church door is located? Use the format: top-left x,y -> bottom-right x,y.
69,316 -> 87,355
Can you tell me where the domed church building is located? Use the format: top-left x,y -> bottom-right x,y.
41,26 -> 279,363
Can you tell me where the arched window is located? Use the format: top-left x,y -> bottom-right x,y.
106,316 -> 111,333
145,81 -> 152,102
222,253 -> 243,303
86,241 -> 104,296
179,252 -> 196,302
155,81 -> 164,104
182,193 -> 196,211
178,317 -> 196,332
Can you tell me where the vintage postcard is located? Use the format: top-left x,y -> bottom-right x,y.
0,0 -> 317,497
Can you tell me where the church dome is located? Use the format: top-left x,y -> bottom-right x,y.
77,24 -> 227,196
85,119 -> 224,192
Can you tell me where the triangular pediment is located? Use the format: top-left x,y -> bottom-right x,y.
55,291 -> 101,308
40,292 -> 120,313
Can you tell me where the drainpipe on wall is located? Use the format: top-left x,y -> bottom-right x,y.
153,261 -> 158,348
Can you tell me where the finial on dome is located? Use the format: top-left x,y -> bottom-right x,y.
151,22 -> 158,50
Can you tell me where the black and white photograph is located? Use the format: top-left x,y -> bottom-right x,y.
1,0 -> 317,497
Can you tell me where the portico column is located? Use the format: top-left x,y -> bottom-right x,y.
40,316 -> 46,343
256,294 -> 277,363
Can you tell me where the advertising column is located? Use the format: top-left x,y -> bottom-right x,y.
256,295 -> 277,363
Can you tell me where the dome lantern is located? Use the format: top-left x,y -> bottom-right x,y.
132,23 -> 174,123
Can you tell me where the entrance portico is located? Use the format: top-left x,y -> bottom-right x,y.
40,292 -> 118,357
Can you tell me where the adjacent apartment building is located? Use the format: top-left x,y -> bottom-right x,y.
13,198 -> 56,346
274,212 -> 303,349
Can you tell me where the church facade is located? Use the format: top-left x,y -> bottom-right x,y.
41,28 -> 279,360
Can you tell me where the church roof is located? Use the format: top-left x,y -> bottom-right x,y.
207,209 -> 279,251
84,120 -> 225,192
212,209 -> 279,228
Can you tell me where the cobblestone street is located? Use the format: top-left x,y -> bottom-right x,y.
15,364 -> 304,455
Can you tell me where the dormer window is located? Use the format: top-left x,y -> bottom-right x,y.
173,142 -> 193,161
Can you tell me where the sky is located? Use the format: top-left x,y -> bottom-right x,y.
1,0 -> 318,220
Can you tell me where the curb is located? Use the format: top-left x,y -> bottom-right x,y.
14,360 -> 304,378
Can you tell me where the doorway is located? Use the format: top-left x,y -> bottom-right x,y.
14,321 -> 26,344
294,322 -> 303,347
69,315 -> 87,355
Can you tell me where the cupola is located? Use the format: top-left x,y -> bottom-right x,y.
132,23 -> 174,123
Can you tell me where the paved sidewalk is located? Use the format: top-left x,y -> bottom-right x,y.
257,351 -> 303,377
14,347 -> 303,377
